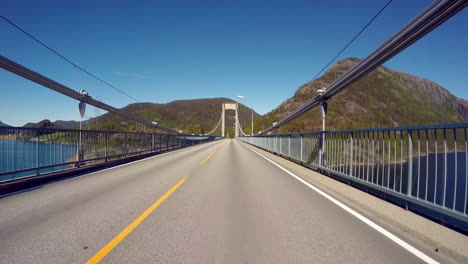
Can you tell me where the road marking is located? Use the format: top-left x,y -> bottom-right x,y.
85,175 -> 189,264
46,140 -> 225,186
200,151 -> 217,165
86,141 -> 225,263
239,141 -> 439,264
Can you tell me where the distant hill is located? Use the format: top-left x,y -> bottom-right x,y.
23,120 -> 85,129
32,120 -> 62,129
84,97 -> 260,135
23,119 -> 84,129
16,58 -> 466,136
52,120 -> 81,129
22,122 -> 36,128
15,98 -> 258,136
253,58 -> 468,133
0,121 -> 11,128
0,121 -> 11,134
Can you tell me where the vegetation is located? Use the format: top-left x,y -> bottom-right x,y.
83,98 -> 260,136
14,58 -> 467,136
254,58 -> 468,134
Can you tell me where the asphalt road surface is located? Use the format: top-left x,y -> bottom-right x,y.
0,139 -> 443,263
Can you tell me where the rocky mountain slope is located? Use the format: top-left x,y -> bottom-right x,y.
11,58 -> 467,136
253,58 -> 468,133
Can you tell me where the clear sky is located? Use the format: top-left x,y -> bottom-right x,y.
1,0 -> 467,127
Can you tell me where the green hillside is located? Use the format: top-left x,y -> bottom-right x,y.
84,97 -> 260,136
252,58 -> 468,134
18,58 -> 467,136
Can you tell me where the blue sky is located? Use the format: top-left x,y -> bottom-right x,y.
1,0 -> 467,126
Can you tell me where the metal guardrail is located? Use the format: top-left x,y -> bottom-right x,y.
239,123 -> 468,229
0,127 -> 220,181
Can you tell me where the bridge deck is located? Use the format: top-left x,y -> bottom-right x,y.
0,139 -> 462,263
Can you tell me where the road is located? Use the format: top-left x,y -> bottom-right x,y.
0,139 -> 444,263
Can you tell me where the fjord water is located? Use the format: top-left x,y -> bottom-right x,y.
344,152 -> 468,213
0,140 -> 77,181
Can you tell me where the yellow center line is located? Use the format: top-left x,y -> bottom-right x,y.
87,141 -> 227,263
200,150 -> 217,165
85,175 -> 189,264
199,140 -> 229,165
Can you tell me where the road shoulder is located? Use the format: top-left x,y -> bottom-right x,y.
237,140 -> 468,264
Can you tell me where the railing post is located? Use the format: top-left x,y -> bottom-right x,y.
36,134 -> 40,175
300,134 -> 303,162
443,128 -> 447,207
274,135 -> 277,153
279,135 -> 282,154
319,133 -> 323,167
105,132 -> 108,162
453,128 -> 457,210
407,130 -> 413,196
349,133 -> 353,176
124,133 -> 127,158
159,134 -> 162,152
152,133 -> 155,152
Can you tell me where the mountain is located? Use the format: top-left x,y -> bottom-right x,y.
23,120 -> 85,129
0,121 -> 11,128
84,97 -> 260,135
253,58 -> 468,133
22,122 -> 36,128
16,58 -> 466,136
52,120 -> 81,129
31,120 -> 63,129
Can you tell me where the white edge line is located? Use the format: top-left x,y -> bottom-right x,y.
47,140 -> 224,185
238,141 -> 439,264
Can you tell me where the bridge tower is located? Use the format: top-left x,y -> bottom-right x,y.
221,103 -> 239,138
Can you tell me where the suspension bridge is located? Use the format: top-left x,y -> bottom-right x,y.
1,1 -> 468,263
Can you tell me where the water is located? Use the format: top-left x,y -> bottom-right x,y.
0,140 -> 77,181
332,152 -> 468,213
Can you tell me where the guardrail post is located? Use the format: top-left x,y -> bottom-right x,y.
36,134 -> 40,175
288,134 -> 291,157
324,132 -> 327,167
159,134 -> 162,152
152,133 -> 155,152
443,128 -> 447,207
349,133 -> 353,176
274,135 -> 277,153
319,133 -> 323,167
105,133 -> 108,162
124,133 -> 127,158
407,130 -> 413,197
300,134 -> 303,161
279,135 -> 282,154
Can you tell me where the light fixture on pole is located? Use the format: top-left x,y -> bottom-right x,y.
317,88 -> 328,168
237,95 -> 254,136
76,89 -> 88,166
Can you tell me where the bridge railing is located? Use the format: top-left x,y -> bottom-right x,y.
0,127 -> 220,181
239,123 -> 468,229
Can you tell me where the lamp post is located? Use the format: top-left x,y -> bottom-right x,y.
317,88 -> 327,168
237,95 -> 254,136
76,89 -> 88,167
